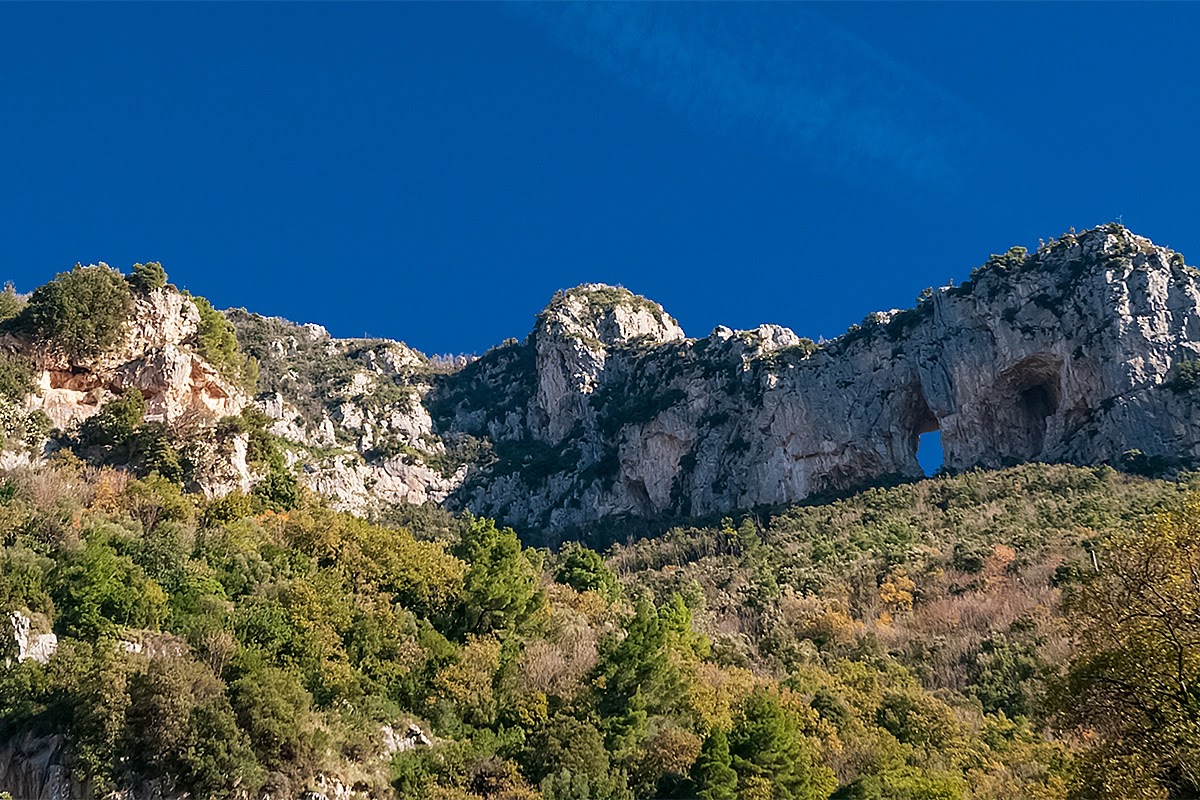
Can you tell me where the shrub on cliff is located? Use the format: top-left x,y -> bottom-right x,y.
1169,359 -> 1200,392
192,295 -> 260,394
78,388 -> 146,449
126,261 -> 168,293
0,283 -> 24,323
0,351 -> 34,403
20,264 -> 133,359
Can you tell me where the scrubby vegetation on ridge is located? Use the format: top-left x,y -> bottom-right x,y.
9,264 -> 134,360
1,459 -> 1198,799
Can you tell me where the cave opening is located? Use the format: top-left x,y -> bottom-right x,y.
1018,381 -> 1058,456
1019,383 -> 1057,421
917,429 -> 944,476
908,388 -> 943,476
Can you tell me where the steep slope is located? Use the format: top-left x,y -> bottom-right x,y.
234,225 -> 1200,534
1,225 -> 1198,536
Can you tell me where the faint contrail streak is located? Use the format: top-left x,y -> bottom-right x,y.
514,3 -> 986,191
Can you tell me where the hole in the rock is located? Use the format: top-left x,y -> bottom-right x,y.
1017,381 -> 1058,456
1019,383 -> 1057,420
906,386 -> 942,476
917,429 -> 944,476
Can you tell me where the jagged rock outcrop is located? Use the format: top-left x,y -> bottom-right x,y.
6,611 -> 57,666
24,284 -> 245,430
427,226 -> 1200,533
531,285 -> 686,444
5,226 -> 1199,535
210,227 -> 1200,533
0,733 -> 80,800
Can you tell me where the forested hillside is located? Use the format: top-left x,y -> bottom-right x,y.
4,458 -> 1198,799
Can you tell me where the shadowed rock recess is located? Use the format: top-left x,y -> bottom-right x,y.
9,225 -> 1200,535
234,225 -> 1200,532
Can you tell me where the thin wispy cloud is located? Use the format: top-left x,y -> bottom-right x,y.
516,4 -> 985,191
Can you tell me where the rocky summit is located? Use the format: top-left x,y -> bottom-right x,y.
5,223 -> 1200,536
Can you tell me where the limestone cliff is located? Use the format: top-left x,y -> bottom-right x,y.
5,226 -> 1200,536
216,226 -> 1200,534
24,285 -> 244,430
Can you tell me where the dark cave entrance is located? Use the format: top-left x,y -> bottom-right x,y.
1017,381 -> 1059,456
1003,356 -> 1063,458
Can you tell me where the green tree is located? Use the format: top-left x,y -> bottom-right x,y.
192,295 -> 259,392
124,655 -> 262,798
1056,497 -> 1200,798
127,261 -> 167,292
692,728 -> 738,800
0,282 -> 23,323
131,422 -> 184,484
0,351 -> 34,403
453,516 -> 541,636
251,466 -> 300,512
729,690 -> 835,800
524,714 -> 632,800
229,662 -> 319,778
77,389 -> 146,450
22,264 -> 133,359
49,531 -> 168,638
556,542 -> 620,601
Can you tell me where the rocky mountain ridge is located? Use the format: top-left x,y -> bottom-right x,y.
5,224 -> 1200,537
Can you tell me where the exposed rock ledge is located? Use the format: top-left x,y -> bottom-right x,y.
5,226 -> 1200,536
232,226 -> 1200,534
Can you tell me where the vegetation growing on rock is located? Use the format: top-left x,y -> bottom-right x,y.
191,295 -> 259,393
1,459 -> 1197,798
17,264 -> 133,360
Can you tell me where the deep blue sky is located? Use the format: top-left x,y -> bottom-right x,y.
3,2 -> 1198,371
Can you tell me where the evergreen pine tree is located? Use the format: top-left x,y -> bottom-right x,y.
729,690 -> 835,800
692,728 -> 737,800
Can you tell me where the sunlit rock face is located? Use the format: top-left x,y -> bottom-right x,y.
24,285 -> 246,431
223,226 -> 1200,533
8,226 -> 1200,535
424,226 -> 1200,534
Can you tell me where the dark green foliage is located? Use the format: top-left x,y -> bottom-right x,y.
951,541 -> 987,573
428,338 -> 537,432
525,714 -> 631,799
0,351 -> 34,403
0,282 -> 24,323
967,633 -> 1046,718
555,542 -> 621,601
21,264 -> 133,359
1118,448 -> 1186,478
491,437 -> 580,483
729,691 -> 835,800
71,390 -> 187,484
78,389 -> 146,449
126,261 -> 167,293
192,295 -> 259,393
132,423 -> 184,484
692,728 -> 737,800
124,655 -> 261,797
49,533 -> 167,638
251,466 -> 300,512
593,384 -> 687,437
1,452 -> 1189,799
229,662 -> 318,776
1169,359 -> 1200,392
214,410 -> 301,510
593,596 -> 704,757
453,516 -> 541,635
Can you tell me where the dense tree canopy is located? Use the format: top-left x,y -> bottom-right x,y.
20,264 -> 133,360
1057,497 -> 1200,798
0,461 -> 1194,798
